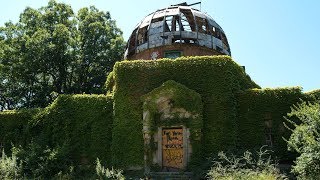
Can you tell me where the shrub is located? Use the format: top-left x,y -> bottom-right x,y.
31,94 -> 114,166
0,150 -> 23,179
236,87 -> 304,160
207,147 -> 286,180
285,101 -> 320,179
0,109 -> 39,153
14,141 -> 73,179
1,94 -> 114,178
96,158 -> 125,180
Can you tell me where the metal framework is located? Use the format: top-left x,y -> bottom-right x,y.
125,3 -> 231,59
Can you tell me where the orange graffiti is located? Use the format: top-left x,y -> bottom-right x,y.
162,128 -> 183,169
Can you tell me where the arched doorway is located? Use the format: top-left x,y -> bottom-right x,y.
141,80 -> 203,174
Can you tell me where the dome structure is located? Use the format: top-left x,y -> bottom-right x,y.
124,2 -> 231,60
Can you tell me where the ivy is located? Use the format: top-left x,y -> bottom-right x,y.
110,55 -> 258,168
1,55 -> 319,174
0,94 -> 114,167
31,94 -> 114,166
236,87 -> 305,160
141,80 -> 203,170
0,109 -> 39,153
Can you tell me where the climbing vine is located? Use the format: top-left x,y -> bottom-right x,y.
110,56 -> 258,168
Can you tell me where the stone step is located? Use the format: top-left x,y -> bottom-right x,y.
149,172 -> 193,180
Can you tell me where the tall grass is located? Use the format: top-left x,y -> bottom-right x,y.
207,146 -> 287,180
0,150 -> 23,179
96,158 -> 125,180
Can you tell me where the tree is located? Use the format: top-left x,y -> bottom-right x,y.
0,22 -> 31,109
76,6 -> 124,94
285,101 -> 320,179
0,0 -> 125,110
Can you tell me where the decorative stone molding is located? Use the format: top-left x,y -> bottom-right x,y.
141,80 -> 203,174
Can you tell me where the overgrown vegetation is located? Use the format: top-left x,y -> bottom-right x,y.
141,80 -> 203,170
237,87 -> 305,160
32,94 -> 114,166
1,0 -> 319,179
207,147 -> 286,180
14,142 -> 73,178
0,0 -> 125,110
111,56 -> 258,168
96,158 -> 125,180
0,148 -> 125,179
1,54 -> 320,178
285,101 -> 320,179
0,150 -> 23,179
0,109 -> 39,153
0,94 -> 114,178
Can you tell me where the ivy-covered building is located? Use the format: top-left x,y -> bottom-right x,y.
1,2 -> 320,177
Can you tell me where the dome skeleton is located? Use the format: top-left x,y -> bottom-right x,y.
125,2 -> 231,59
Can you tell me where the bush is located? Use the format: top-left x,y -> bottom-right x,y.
285,101 -> 320,179
96,158 -> 125,180
14,141 -> 73,179
207,147 -> 286,180
31,94 -> 114,166
0,109 -> 39,153
0,150 -> 23,179
1,94 -> 115,178
236,87 -> 304,160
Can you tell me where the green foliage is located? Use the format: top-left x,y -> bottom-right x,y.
76,6 -> 125,94
0,0 -> 125,110
285,101 -> 320,179
15,142 -> 73,178
207,147 -> 286,180
0,109 -> 38,153
141,80 -> 203,170
0,150 -> 23,179
32,94 -> 114,166
96,158 -> 125,180
141,80 -> 202,114
111,56 -> 258,168
305,89 -> 320,101
237,87 -> 305,159
0,94 -> 114,177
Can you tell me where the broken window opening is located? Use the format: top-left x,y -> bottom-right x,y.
172,38 -> 197,44
195,17 -> 209,34
128,28 -> 138,55
164,16 -> 172,32
208,26 -> 215,36
180,9 -> 196,32
137,26 -> 149,45
221,32 -> 230,50
151,17 -> 164,23
264,115 -> 274,147
214,27 -> 222,40
165,15 -> 180,32
265,127 -> 274,147
164,20 -> 170,32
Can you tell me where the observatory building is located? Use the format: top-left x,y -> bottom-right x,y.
3,2 -> 314,179
124,2 -> 231,60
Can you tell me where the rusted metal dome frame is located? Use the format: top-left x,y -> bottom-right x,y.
125,4 -> 231,59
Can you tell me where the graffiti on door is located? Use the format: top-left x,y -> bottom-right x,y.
162,128 -> 183,169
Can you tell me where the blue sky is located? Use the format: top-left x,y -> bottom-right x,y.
1,0 -> 319,92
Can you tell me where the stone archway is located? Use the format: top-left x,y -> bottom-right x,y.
141,80 -> 203,174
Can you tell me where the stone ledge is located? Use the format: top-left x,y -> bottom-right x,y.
149,172 -> 193,180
